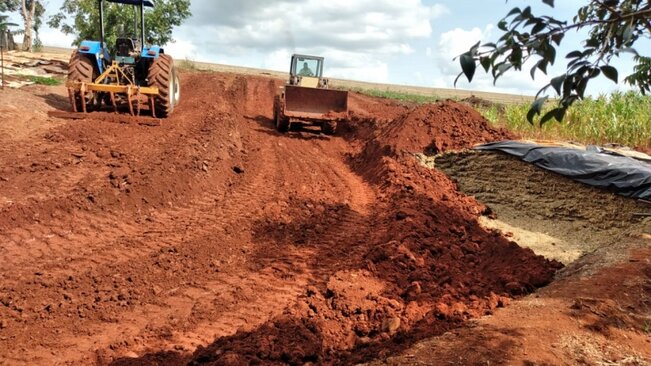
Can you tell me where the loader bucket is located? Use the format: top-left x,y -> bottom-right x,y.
284,85 -> 348,121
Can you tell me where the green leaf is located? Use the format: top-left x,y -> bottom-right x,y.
577,78 -> 588,98
550,75 -> 565,95
544,45 -> 556,65
566,50 -> 582,59
540,107 -> 565,125
540,109 -> 557,125
562,76 -> 573,98
531,22 -> 546,34
526,108 -> 537,125
453,72 -> 464,87
532,96 -> 548,112
551,32 -> 564,46
538,60 -> 548,75
530,63 -> 538,79
506,7 -> 522,17
460,52 -> 476,82
510,46 -> 523,66
542,0 -> 554,7
527,96 -> 548,124
600,65 -> 618,83
469,40 -> 481,54
480,56 -> 491,73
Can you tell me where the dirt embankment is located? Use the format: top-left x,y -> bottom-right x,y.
369,150 -> 651,366
0,71 -> 583,366
156,95 -> 559,365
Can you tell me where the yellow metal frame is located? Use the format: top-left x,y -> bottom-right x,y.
67,61 -> 161,117
298,76 -> 319,88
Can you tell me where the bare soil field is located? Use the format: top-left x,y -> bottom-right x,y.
0,56 -> 649,366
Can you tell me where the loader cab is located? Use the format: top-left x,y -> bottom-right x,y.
289,54 -> 326,88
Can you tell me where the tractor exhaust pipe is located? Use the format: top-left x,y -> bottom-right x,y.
140,1 -> 145,47
99,0 -> 105,47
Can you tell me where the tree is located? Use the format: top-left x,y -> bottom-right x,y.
30,0 -> 44,50
48,0 -> 191,50
20,0 -> 43,51
1,14 -> 18,87
0,13 -> 17,33
0,1 -> 17,12
0,0 -> 45,51
456,0 -> 651,124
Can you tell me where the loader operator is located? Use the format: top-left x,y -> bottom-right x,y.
298,62 -> 314,77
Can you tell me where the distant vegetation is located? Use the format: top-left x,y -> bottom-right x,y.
345,87 -> 439,104
480,91 -> 651,150
351,87 -> 651,150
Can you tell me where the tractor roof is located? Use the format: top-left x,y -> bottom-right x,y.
106,0 -> 155,7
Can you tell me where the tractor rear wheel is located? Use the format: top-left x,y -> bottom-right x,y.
68,51 -> 99,112
148,54 -> 180,118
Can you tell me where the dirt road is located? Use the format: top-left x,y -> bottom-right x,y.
0,72 -> 647,365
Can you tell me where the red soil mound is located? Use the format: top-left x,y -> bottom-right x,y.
182,99 -> 560,365
380,99 -> 514,155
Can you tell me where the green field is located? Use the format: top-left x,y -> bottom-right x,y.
480,91 -> 651,150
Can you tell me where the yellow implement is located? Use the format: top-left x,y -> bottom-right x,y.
66,61 -> 159,116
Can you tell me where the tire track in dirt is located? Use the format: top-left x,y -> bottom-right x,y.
84,104 -> 380,363
1,74 -> 382,365
240,131 -> 380,321
0,77 -> 247,281
74,131 -> 367,364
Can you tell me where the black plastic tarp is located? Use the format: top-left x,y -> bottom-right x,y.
475,141 -> 651,200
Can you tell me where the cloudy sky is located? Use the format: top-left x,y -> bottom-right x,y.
15,0 -> 642,96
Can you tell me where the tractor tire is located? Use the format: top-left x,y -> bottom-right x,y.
68,51 -> 99,112
148,54 -> 180,118
274,94 -> 290,132
322,121 -> 337,135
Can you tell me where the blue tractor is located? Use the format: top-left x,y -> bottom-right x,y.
66,0 -> 180,118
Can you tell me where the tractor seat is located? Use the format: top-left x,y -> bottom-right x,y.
116,38 -> 136,57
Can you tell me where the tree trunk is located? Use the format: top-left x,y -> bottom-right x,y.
20,0 -> 36,52
7,31 -> 16,50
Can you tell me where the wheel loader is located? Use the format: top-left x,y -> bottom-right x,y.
273,54 -> 348,135
66,0 -> 180,118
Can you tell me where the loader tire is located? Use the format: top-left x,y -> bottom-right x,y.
322,121 -> 337,135
68,51 -> 99,112
274,95 -> 290,132
148,54 -> 180,118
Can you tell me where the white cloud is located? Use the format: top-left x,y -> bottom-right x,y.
163,38 -> 197,61
172,0 -> 448,75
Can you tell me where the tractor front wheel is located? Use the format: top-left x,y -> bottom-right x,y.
322,121 -> 337,135
274,94 -> 290,132
68,51 -> 99,112
148,54 -> 180,118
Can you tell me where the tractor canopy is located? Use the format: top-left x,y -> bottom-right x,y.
106,0 -> 155,7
